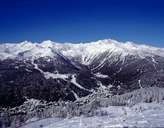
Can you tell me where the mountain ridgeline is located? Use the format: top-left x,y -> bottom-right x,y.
0,39 -> 164,107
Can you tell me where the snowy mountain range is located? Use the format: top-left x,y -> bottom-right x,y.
0,39 -> 164,107
1,39 -> 164,61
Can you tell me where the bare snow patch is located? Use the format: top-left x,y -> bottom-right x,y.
70,74 -> 92,92
44,72 -> 70,80
31,60 -> 70,80
138,79 -> 142,89
94,72 -> 108,78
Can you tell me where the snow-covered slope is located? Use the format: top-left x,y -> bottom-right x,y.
1,39 -> 164,108
0,39 -> 164,64
1,39 -> 164,128
20,102 -> 164,128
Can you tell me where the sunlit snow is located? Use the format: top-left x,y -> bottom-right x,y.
1,39 -> 164,64
20,102 -> 164,128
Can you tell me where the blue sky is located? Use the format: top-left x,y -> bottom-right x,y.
0,0 -> 164,47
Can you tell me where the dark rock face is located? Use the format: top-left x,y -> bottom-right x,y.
0,53 -> 164,107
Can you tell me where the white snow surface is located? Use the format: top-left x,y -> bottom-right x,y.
20,102 -> 164,128
95,72 -> 108,78
70,74 -> 92,92
31,59 -> 71,80
1,39 -> 164,65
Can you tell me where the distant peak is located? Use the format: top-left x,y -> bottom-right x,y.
41,40 -> 53,44
41,40 -> 54,48
20,40 -> 32,44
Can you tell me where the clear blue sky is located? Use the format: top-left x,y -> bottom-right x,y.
0,0 -> 164,47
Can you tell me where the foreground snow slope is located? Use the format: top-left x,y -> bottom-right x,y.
20,103 -> 164,128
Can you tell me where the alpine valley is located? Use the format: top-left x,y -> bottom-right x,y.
1,39 -> 164,128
